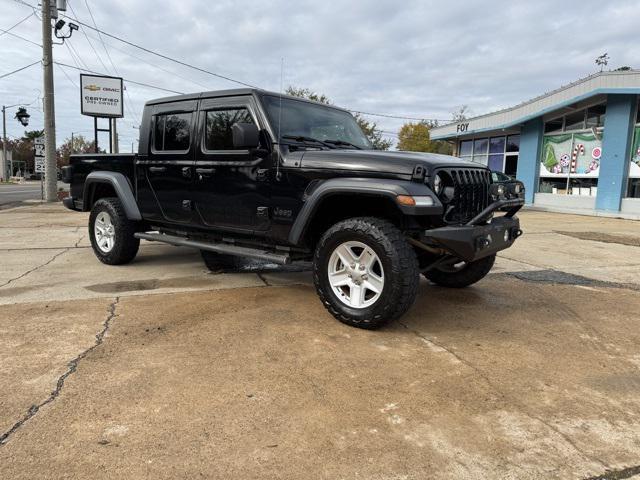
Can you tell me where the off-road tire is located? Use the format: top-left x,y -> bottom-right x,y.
89,197 -> 140,265
423,254 -> 495,288
313,217 -> 419,329
200,250 -> 240,273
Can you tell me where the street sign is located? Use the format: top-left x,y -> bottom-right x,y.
34,136 -> 45,173
80,74 -> 124,118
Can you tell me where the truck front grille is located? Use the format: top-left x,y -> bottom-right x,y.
437,168 -> 491,224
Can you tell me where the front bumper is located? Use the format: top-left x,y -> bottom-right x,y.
421,198 -> 523,262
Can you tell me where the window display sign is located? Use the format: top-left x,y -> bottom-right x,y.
630,126 -> 640,178
540,132 -> 601,178
80,74 -> 124,118
539,132 -> 602,196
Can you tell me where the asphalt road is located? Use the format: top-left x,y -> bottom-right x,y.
0,182 -> 65,207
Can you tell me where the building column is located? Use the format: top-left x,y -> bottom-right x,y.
596,94 -> 636,212
516,118 -> 543,204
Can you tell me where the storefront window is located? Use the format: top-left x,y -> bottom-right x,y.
564,111 -> 586,131
544,103 -> 606,134
459,140 -> 473,156
586,104 -> 606,128
489,137 -> 505,153
506,135 -> 520,152
457,135 -> 520,173
539,132 -> 602,195
544,117 -> 563,134
626,124 -> 640,198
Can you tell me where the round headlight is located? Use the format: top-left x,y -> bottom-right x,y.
433,174 -> 443,195
496,184 -> 505,196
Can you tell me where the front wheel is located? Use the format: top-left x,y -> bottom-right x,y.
89,197 -> 140,265
422,254 -> 495,288
313,217 -> 419,329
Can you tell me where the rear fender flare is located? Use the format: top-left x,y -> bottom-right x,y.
83,171 -> 141,221
288,178 -> 442,245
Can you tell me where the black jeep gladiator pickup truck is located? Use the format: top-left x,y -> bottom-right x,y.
63,88 -> 523,329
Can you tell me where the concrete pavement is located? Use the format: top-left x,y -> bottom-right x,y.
0,203 -> 639,479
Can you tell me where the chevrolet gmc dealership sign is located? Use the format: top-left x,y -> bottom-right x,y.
80,74 -> 124,118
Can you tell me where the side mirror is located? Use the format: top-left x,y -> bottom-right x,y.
231,122 -> 259,149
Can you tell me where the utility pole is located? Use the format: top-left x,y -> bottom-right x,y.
42,0 -> 57,201
1,106 -> 7,180
111,119 -> 119,153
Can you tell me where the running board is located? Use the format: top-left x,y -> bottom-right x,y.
135,232 -> 291,265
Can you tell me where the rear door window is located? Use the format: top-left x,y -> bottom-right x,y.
204,108 -> 254,151
152,112 -> 192,152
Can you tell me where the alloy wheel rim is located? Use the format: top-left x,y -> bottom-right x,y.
94,211 -> 115,253
328,241 -> 385,309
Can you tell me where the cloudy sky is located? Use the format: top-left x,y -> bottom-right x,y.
1,0 -> 638,150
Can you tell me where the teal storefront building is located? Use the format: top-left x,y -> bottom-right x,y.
431,70 -> 640,217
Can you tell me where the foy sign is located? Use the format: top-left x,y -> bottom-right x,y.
80,74 -> 124,118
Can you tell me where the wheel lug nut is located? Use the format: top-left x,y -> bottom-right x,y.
350,263 -> 355,269
359,265 -> 365,271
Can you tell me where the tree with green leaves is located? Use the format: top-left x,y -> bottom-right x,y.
57,134 -> 99,167
285,86 -> 392,150
397,121 -> 452,154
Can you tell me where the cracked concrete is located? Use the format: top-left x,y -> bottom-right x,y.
0,297 -> 120,445
0,204 -> 639,479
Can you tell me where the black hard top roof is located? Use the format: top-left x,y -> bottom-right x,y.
145,88 -> 350,112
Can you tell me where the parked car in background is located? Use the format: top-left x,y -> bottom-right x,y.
491,170 -> 525,203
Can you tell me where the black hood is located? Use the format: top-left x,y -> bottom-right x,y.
297,149 -> 485,176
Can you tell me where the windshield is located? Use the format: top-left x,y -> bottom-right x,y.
262,95 -> 372,149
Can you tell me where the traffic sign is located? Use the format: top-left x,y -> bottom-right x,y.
34,136 -> 45,174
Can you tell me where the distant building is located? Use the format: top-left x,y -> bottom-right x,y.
1,149 -> 13,180
431,70 -> 640,216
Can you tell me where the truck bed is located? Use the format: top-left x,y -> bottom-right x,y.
67,153 -> 136,205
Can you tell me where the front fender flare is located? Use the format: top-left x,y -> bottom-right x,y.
288,178 -> 442,245
83,171 -> 141,221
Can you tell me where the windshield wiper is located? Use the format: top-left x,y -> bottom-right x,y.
324,139 -> 362,150
282,135 -> 335,149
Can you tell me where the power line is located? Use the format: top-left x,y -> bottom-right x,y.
12,0 -> 450,125
0,60 -> 41,80
0,26 -> 41,47
58,11 -> 259,88
66,0 -> 111,74
54,61 -> 184,94
76,0 -> 140,125
80,27 -> 212,91
350,110 -> 450,122
0,12 -> 34,36
56,62 -> 79,88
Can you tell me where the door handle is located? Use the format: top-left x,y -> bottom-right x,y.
148,166 -> 166,173
196,168 -> 215,174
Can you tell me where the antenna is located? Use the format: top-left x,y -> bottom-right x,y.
276,57 -> 284,181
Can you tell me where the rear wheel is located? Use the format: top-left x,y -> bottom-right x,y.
89,197 -> 140,265
313,217 -> 419,329
422,254 -> 495,288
